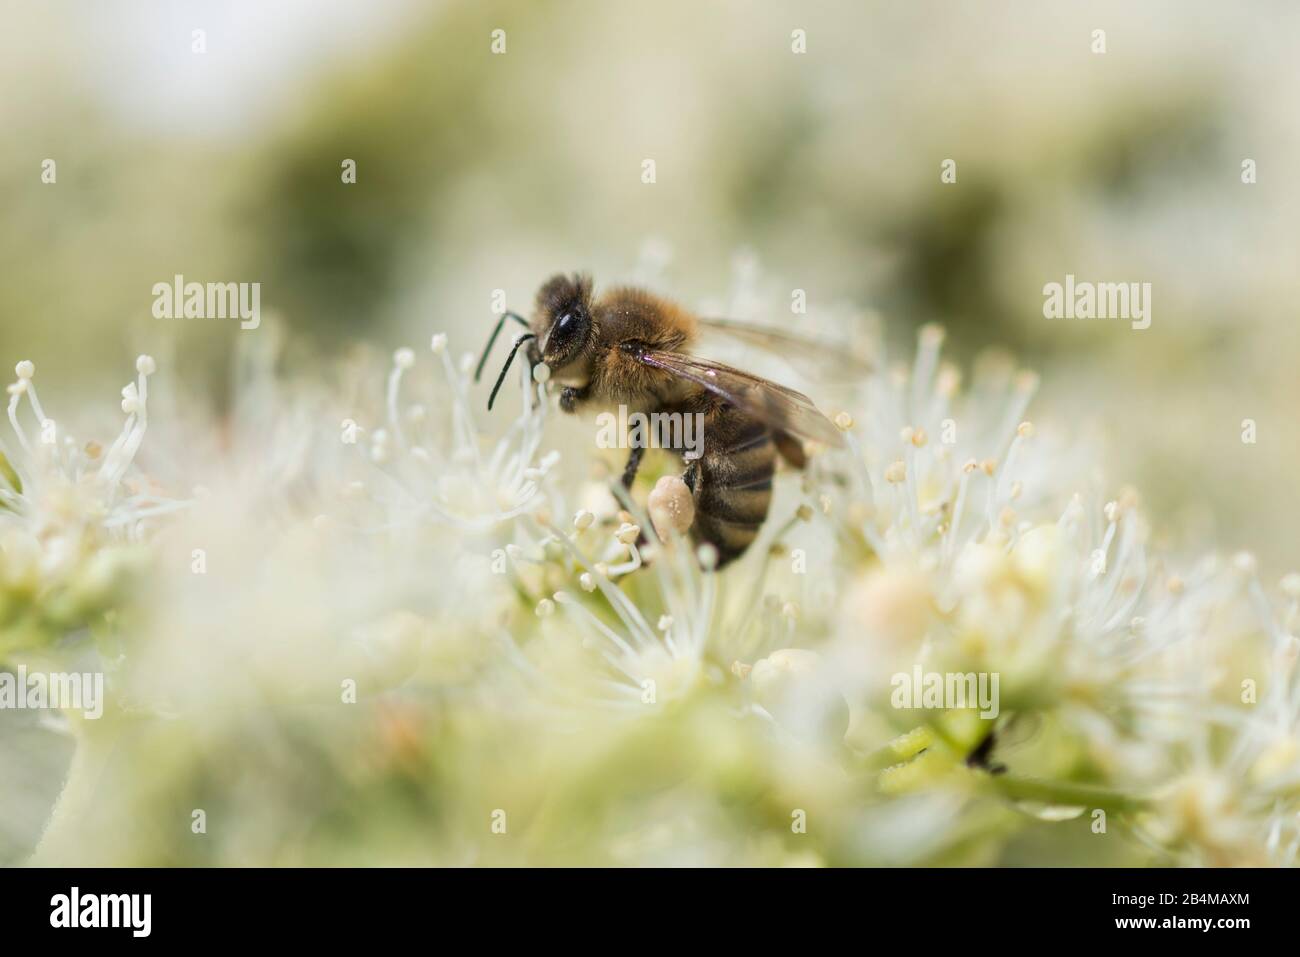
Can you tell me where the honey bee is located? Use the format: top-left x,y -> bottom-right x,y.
475,273 -> 863,567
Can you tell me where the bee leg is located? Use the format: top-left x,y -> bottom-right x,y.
965,729 -> 1007,775
559,384 -> 589,413
620,442 -> 645,489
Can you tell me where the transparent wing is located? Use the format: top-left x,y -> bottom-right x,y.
632,347 -> 845,448
695,317 -> 874,383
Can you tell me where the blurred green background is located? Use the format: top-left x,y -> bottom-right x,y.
2,0 -> 1297,570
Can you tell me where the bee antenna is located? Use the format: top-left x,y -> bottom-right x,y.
474,311 -> 531,383
487,333 -> 537,411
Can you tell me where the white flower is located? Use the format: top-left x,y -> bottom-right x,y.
0,356 -> 179,594
343,338 -> 556,533
528,504 -> 718,711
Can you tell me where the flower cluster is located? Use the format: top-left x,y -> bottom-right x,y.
0,357 -> 168,657
10,312 -> 1298,868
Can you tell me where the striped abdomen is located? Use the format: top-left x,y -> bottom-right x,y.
685,412 -> 775,568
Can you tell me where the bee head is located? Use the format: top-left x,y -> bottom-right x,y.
535,272 -> 593,370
